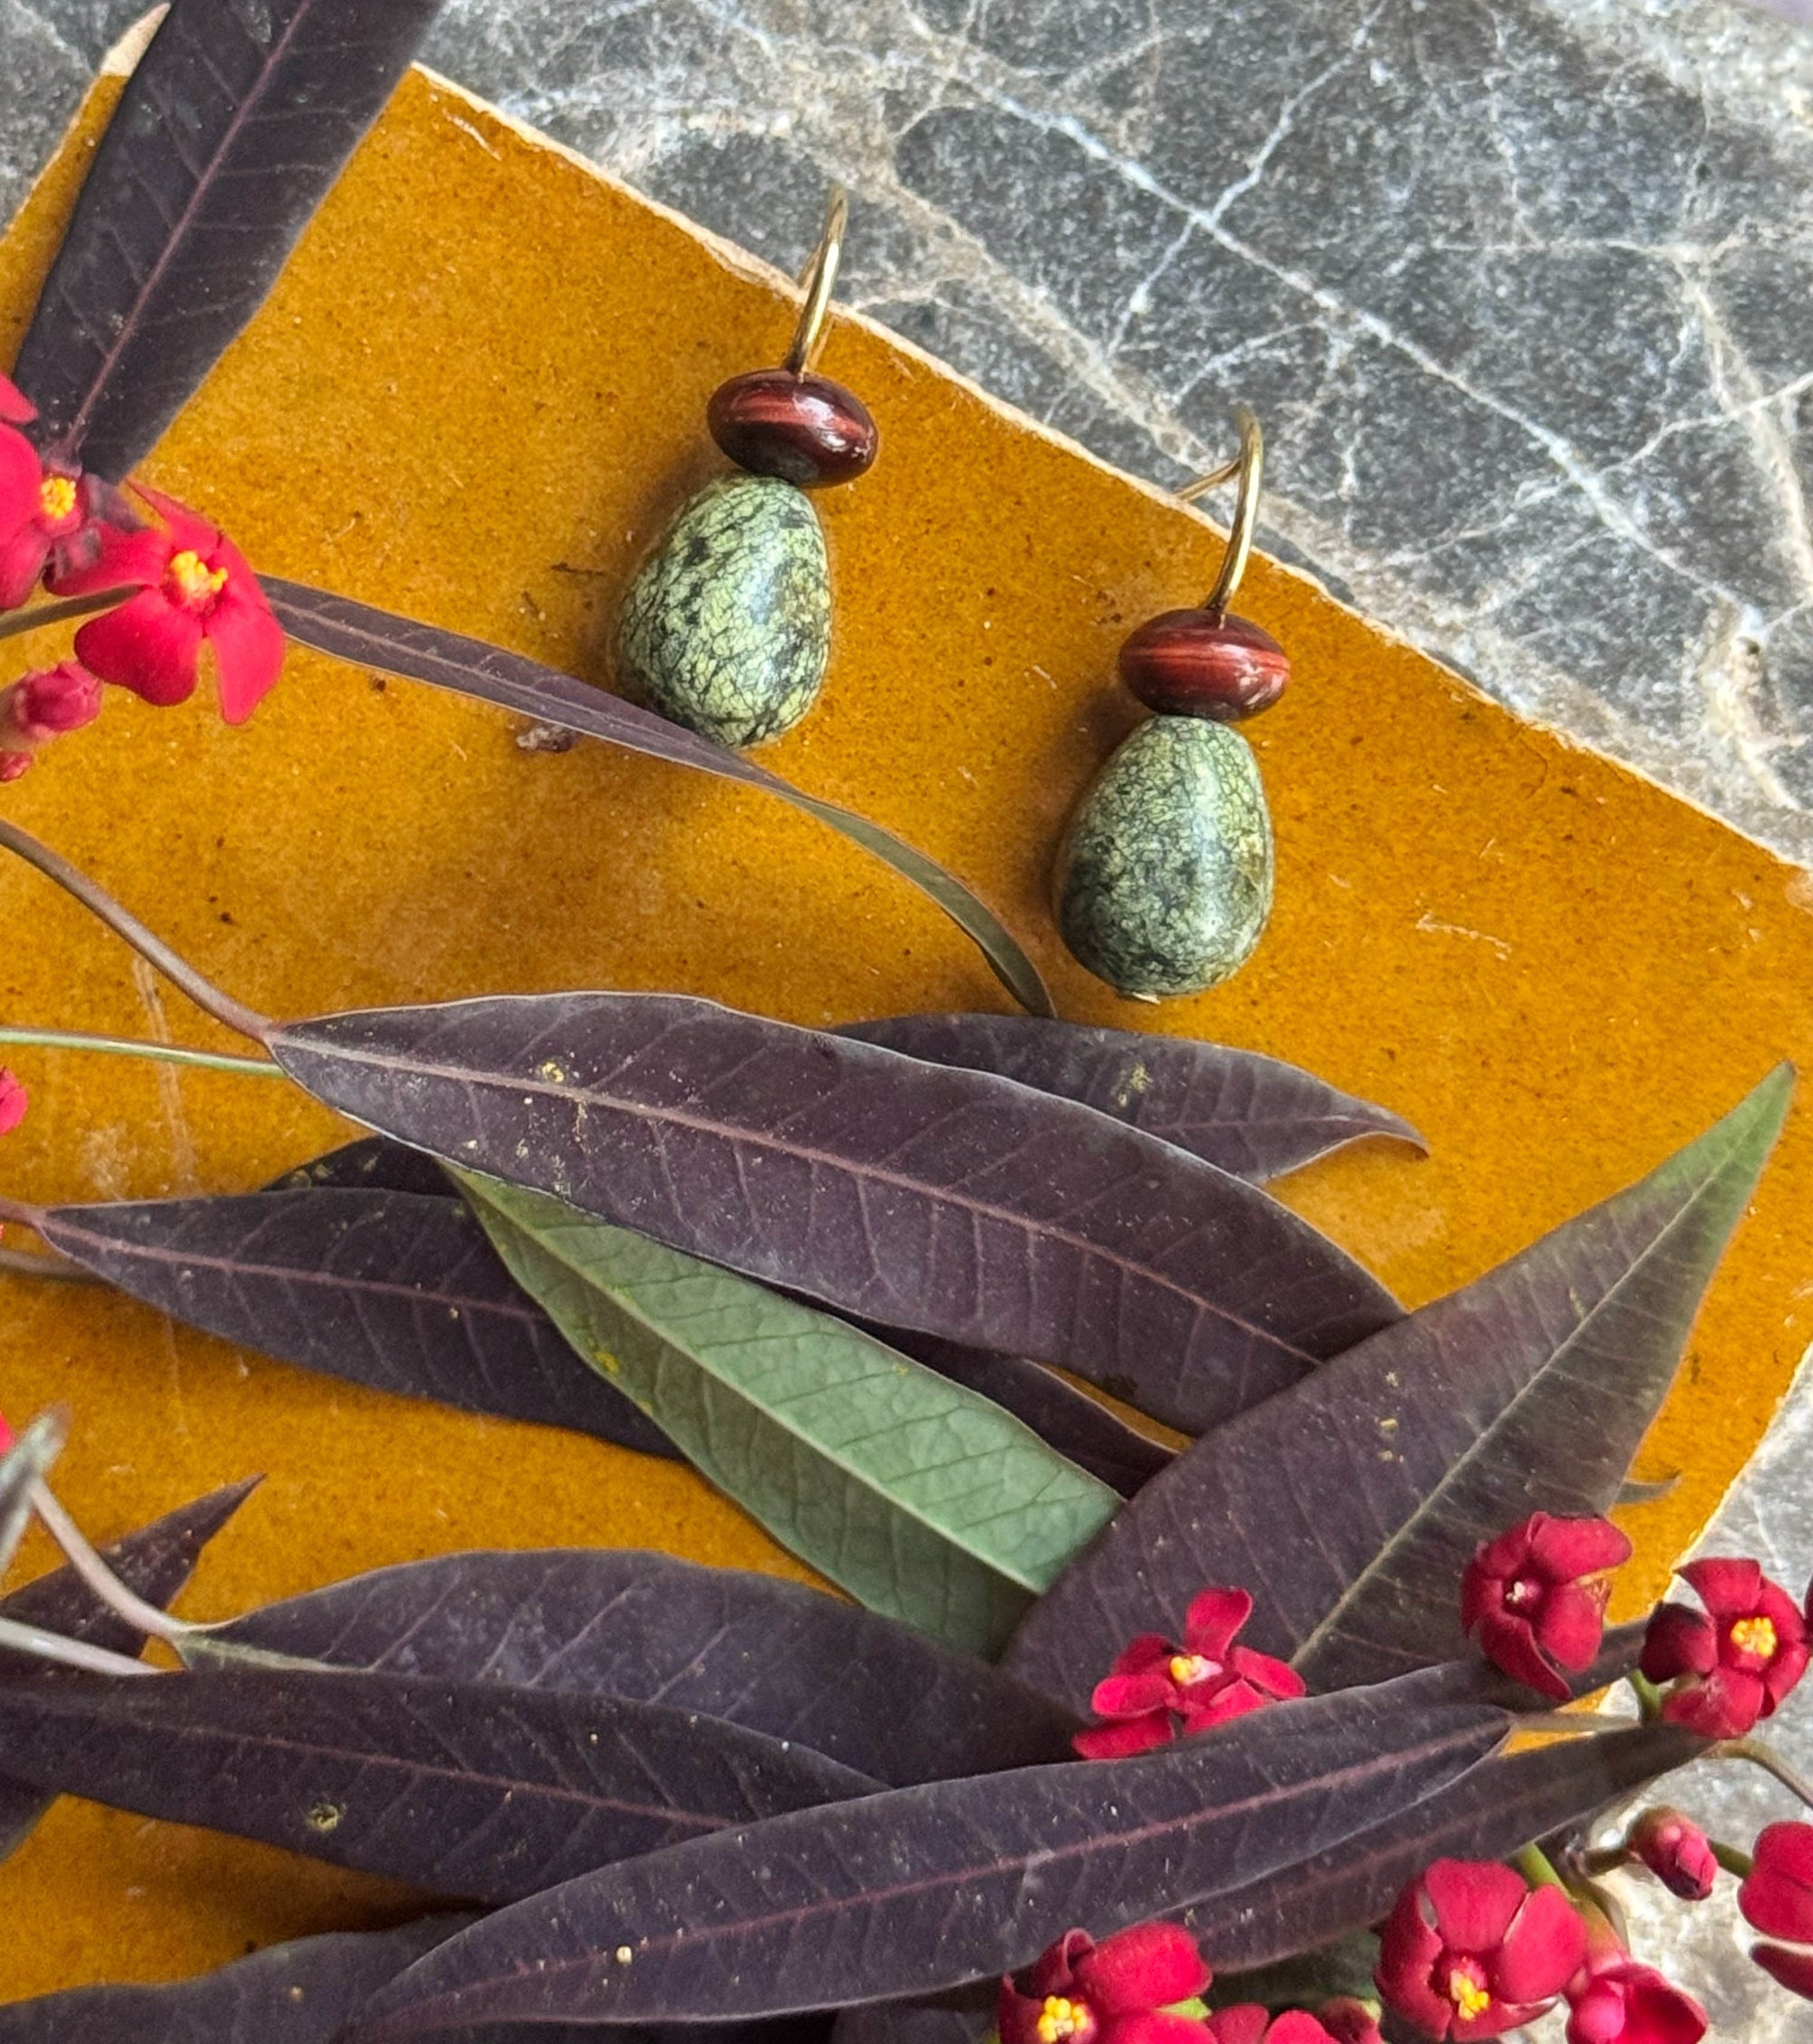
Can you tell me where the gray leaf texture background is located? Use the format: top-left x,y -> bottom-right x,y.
4,0 -> 1813,2035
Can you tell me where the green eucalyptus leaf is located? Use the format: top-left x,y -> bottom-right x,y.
456,1175 -> 1120,1656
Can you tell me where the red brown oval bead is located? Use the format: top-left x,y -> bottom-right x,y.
1118,609 -> 1290,722
707,369 -> 878,488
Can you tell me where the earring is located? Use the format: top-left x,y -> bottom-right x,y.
616,187 -> 877,751
1052,407 -> 1287,1001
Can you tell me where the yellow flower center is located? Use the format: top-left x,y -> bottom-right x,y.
1447,1965 -> 1492,2021
1036,1997 -> 1091,2044
1731,1615 -> 1778,1660
1168,1653 -> 1214,1687
37,474 -> 77,524
167,548 -> 228,611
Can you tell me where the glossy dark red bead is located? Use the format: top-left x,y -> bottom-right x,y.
1118,609 -> 1290,722
707,369 -> 878,487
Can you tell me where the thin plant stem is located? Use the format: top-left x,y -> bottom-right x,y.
0,1025 -> 283,1080
0,819 -> 270,1042
1712,1839 -> 1755,1880
0,586 -> 137,644
30,1479 -> 212,1642
0,1613 -> 158,1678
0,1245 -> 100,1284
1713,1737 -> 1813,1813
1514,1843 -> 1572,1894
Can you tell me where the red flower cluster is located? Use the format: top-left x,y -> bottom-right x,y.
1741,1822 -> 1813,2003
0,1068 -> 25,1137
1375,1860 -> 1585,2039
1073,1588 -> 1305,1758
1625,1809 -> 1716,1903
53,484 -> 283,723
999,1923 -> 1212,2044
1,370 -> 284,757
1460,1513 -> 1631,1701
0,660 -> 102,780
1640,1558 -> 1808,1739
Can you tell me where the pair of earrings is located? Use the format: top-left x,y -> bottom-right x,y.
614,191 -> 1289,1005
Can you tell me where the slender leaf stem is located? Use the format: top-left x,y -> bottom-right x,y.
1712,1839 -> 1755,1879
0,1245 -> 100,1284
0,586 -> 137,644
1712,1738 -> 1813,1812
30,1479 -> 212,1642
1514,1843 -> 1572,1894
0,1613 -> 158,1678
1626,1671 -> 1663,1721
0,819 -> 270,1042
0,1025 -> 284,1079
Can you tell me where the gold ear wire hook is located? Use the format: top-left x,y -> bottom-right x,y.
1176,404 -> 1264,618
783,185 -> 849,376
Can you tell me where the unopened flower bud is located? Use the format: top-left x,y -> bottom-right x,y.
0,661 -> 102,780
1628,1808 -> 1717,1902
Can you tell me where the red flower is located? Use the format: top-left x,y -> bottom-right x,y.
0,661 -> 102,780
0,432 -> 92,612
1624,1809 -> 1715,1902
1750,1942 -> 1813,2001
1313,2004 -> 1382,2044
0,1069 -> 25,1137
1563,1959 -> 1706,2044
0,375 -> 32,425
1073,1588 -> 1306,1758
1460,1513 -> 1632,1701
1740,1822 -> 1813,1943
1205,2010 -> 1336,2043
1375,1860 -> 1586,2039
1640,1558 -> 1808,1739
999,1924 -> 1212,2044
52,484 -> 283,723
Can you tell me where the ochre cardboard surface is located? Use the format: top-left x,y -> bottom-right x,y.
0,60 -> 1810,1997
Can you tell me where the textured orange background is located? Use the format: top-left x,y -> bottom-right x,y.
0,54 -> 1809,2000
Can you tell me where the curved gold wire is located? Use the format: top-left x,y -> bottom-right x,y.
1176,405 -> 1264,616
783,185 -> 849,375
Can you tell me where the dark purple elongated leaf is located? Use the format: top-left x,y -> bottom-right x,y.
267,992 -> 1401,1434
1181,1721 -> 1700,1971
0,1913 -> 825,2044
189,1546 -> 1079,1787
872,1327 -> 1175,1497
265,1135 -> 454,1198
1005,1067 -> 1792,1708
830,2003 -> 991,2044
263,579 -> 1052,1018
340,1682 -> 1506,2038
0,1664 -> 877,1904
0,1918 -> 474,2044
840,1015 -> 1422,1182
11,0 -> 443,479
35,1187 -> 675,1460
0,1477 -> 259,1857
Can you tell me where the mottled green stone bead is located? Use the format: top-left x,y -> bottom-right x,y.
617,474 -> 831,749
1054,715 -> 1274,999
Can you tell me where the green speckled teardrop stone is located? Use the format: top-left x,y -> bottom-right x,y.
617,474 -> 830,749
1054,715 -> 1274,999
